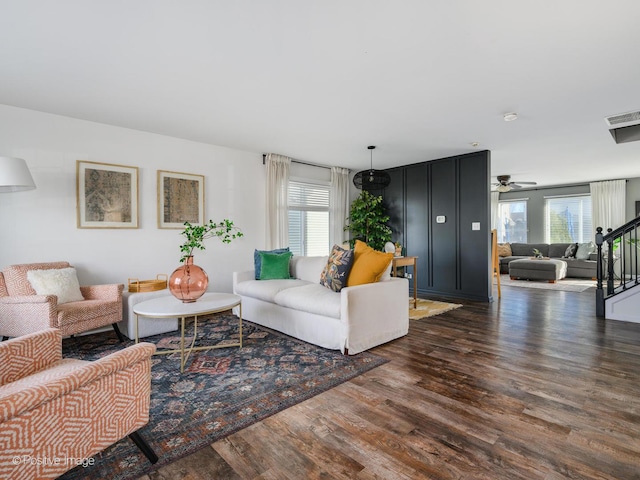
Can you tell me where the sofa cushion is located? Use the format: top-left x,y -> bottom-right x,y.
564,259 -> 597,279
347,240 -> 394,287
26,267 -> 84,304
510,243 -> 549,257
57,299 -> 120,326
273,284 -> 341,319
259,251 -> 293,280
289,256 -> 329,282
320,245 -> 354,292
497,243 -> 512,257
254,248 -> 290,279
234,279 -> 310,303
548,243 -> 571,258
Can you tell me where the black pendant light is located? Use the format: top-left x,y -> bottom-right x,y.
353,146 -> 391,189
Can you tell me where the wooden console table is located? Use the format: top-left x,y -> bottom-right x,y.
391,256 -> 418,308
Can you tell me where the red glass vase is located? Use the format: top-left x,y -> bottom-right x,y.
169,256 -> 208,303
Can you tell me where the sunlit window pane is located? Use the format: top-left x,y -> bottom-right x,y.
497,200 -> 528,243
545,195 -> 592,243
288,181 -> 330,256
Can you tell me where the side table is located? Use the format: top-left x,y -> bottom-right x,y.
392,256 -> 418,308
118,289 -> 178,339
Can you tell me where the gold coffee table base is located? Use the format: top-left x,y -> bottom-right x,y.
133,293 -> 242,373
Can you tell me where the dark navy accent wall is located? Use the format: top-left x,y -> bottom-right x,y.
382,151 -> 492,302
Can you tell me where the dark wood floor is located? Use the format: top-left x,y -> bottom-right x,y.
142,285 -> 640,480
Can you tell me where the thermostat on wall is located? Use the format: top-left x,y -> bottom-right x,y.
436,215 -> 446,223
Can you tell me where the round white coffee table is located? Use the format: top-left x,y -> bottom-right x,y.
133,292 -> 242,372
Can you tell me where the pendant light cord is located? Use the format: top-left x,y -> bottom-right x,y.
368,145 -> 375,171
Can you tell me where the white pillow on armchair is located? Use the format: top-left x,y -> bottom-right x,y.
27,267 -> 85,304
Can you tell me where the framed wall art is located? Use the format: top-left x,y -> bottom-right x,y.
76,160 -> 139,228
158,170 -> 205,229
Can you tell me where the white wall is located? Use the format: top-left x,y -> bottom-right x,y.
0,105 -> 264,293
627,178 -> 640,221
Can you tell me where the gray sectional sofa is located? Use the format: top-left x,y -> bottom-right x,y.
499,242 -> 597,279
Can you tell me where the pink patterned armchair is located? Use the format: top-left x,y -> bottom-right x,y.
0,328 -> 157,480
0,262 -> 125,342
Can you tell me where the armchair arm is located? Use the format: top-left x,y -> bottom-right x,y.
80,283 -> 124,301
0,296 -> 58,337
0,294 -> 56,305
0,342 -> 156,423
0,328 -> 62,386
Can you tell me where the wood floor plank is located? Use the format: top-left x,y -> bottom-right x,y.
141,285 -> 640,479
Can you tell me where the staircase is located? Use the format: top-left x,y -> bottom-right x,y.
595,217 -> 640,321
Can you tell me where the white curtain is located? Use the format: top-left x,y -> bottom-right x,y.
265,153 -> 291,249
490,191 -> 500,231
590,179 -> 626,234
330,167 -> 350,247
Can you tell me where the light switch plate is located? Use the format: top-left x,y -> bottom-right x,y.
436,215 -> 446,223
472,222 -> 481,231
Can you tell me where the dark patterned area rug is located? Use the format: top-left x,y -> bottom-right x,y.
59,314 -> 387,480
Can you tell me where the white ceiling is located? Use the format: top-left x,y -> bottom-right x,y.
1,1 -> 640,188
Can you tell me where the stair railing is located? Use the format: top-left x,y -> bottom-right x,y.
595,218 -> 640,317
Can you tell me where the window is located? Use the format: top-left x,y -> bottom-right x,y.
497,200 -> 528,243
545,195 -> 592,243
288,180 -> 330,256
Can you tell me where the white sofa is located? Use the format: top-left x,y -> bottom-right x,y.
233,255 -> 409,355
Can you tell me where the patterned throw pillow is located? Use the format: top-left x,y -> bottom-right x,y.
497,243 -> 512,257
563,243 -> 578,258
320,244 -> 354,292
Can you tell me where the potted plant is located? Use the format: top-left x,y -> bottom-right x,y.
170,219 -> 243,302
178,219 -> 243,262
344,190 -> 392,251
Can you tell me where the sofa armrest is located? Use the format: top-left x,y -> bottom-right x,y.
80,283 -> 124,301
233,270 -> 255,290
340,277 -> 409,354
0,328 -> 62,386
0,342 -> 155,422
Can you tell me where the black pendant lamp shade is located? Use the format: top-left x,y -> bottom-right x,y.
353,146 -> 391,189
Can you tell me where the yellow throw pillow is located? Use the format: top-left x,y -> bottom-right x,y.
346,240 -> 394,287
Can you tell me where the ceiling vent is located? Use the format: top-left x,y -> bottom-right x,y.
605,110 -> 640,144
605,110 -> 640,127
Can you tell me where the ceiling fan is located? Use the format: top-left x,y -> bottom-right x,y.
493,175 -> 537,192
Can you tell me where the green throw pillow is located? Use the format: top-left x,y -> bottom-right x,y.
254,247 -> 290,279
259,251 -> 293,280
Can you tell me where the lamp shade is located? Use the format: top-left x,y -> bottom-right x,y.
353,169 -> 391,189
0,157 -> 36,192
353,145 -> 391,190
